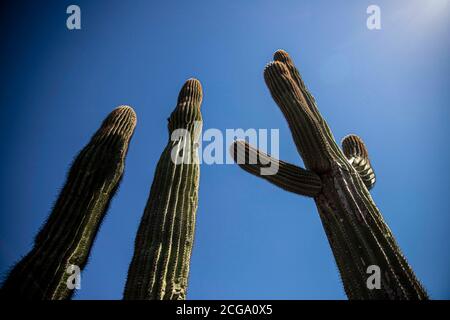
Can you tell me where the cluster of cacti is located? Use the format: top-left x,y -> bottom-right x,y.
0,106 -> 137,299
231,50 -> 427,299
0,79 -> 202,300
124,79 -> 202,300
0,50 -> 427,300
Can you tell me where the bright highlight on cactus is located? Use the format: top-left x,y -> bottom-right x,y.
342,134 -> 376,190
231,50 -> 428,300
0,106 -> 136,300
123,79 -> 203,300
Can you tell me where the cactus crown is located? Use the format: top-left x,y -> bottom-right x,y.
342,134 -> 369,159
342,134 -> 376,189
168,78 -> 203,133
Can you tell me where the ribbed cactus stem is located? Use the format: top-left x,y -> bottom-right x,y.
124,79 -> 202,300
264,61 -> 332,173
342,134 -> 376,190
0,106 -> 136,300
232,50 -> 428,299
231,140 -> 322,197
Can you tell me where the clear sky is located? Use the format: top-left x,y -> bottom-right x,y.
0,0 -> 449,299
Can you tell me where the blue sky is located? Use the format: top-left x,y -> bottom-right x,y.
0,0 -> 449,299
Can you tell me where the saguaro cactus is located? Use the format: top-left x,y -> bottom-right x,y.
0,106 -> 136,300
231,50 -> 427,299
124,79 -> 202,300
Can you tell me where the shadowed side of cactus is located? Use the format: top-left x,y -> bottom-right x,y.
230,50 -> 427,299
124,79 -> 202,300
0,106 -> 137,300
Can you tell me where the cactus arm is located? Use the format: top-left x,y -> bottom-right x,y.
0,106 -> 136,300
230,140 -> 322,197
342,134 -> 376,190
124,79 -> 202,300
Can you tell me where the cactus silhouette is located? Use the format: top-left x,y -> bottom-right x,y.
124,79 -> 202,300
231,50 -> 427,299
0,106 -> 136,300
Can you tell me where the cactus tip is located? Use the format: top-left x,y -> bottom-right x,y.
100,105 -> 137,137
115,105 -> 137,119
342,134 -> 369,159
273,49 -> 290,61
177,78 -> 203,104
263,60 -> 291,80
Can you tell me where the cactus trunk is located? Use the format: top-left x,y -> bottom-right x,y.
0,106 -> 136,300
315,164 -> 425,299
124,79 -> 202,300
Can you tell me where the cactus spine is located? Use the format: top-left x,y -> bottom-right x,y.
124,79 -> 202,300
0,106 -> 137,300
231,50 -> 427,299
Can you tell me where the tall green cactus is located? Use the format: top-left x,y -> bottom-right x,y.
0,106 -> 136,300
124,79 -> 202,300
231,50 -> 427,299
